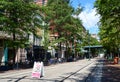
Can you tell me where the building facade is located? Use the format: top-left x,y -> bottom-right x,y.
35,0 -> 48,6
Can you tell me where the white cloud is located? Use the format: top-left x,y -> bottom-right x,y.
78,5 -> 100,34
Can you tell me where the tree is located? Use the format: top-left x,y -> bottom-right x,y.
41,0 -> 72,50
40,0 -> 85,59
0,0 -> 41,66
94,0 -> 120,55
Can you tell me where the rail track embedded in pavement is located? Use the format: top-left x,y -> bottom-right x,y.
60,60 -> 98,82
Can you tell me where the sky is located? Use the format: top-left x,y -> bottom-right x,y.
70,0 -> 100,34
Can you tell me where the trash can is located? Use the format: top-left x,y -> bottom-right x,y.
114,57 -> 119,64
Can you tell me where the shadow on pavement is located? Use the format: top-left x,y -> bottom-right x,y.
102,60 -> 120,82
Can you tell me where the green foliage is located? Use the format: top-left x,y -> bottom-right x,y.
0,0 -> 41,47
90,37 -> 100,46
81,34 -> 100,47
40,0 -> 85,55
94,0 -> 120,53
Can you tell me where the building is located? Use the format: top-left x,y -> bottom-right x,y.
35,0 -> 58,58
0,0 -> 47,66
35,0 -> 48,6
0,32 -> 11,65
91,34 -> 99,41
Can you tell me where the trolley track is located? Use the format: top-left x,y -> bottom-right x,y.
60,60 -> 97,82
0,58 -> 103,82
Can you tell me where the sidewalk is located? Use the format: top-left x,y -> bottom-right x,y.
101,59 -> 120,82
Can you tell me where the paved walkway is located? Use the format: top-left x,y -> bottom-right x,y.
1,58 -> 120,82
0,58 -> 100,82
101,59 -> 120,82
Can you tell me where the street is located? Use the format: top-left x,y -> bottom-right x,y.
0,58 -> 103,82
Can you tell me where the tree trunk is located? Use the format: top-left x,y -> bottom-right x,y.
13,32 -> 16,68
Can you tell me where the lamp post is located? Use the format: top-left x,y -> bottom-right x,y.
88,30 -> 90,60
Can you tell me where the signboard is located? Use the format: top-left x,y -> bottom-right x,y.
32,62 -> 44,78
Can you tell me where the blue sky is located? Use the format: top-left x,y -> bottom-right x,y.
70,0 -> 100,34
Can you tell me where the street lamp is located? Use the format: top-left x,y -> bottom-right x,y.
88,30 -> 90,60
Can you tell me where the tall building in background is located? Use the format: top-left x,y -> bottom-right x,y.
91,34 -> 99,41
35,0 -> 48,6
91,34 -> 98,39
